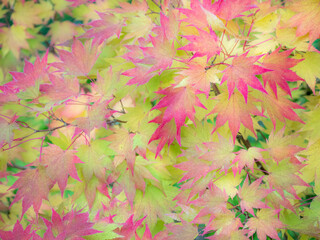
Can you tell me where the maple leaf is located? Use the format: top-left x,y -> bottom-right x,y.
114,215 -> 145,240
115,157 -> 159,208
104,128 -> 136,175
266,159 -> 309,199
42,208 -> 101,239
0,115 -> 19,148
73,99 -> 115,136
289,0 -> 320,49
179,28 -> 220,61
257,86 -> 305,128
221,52 -> 270,103
115,0 -> 149,14
149,118 -> 177,158
164,220 -> 198,240
52,39 -> 101,76
204,209 -> 243,237
40,74 -> 80,103
203,0 -> 258,21
291,52 -> 320,94
0,221 -> 39,240
66,0 -> 96,7
138,224 -> 168,240
179,0 -> 209,30
10,166 -> 54,217
191,183 -> 228,222
175,158 -> 212,184
122,65 -> 156,86
11,1 -> 42,28
8,50 -> 49,92
262,47 -> 303,97
49,21 -> 78,45
149,86 -> 205,156
176,58 -> 221,97
152,85 -> 206,137
200,134 -> 235,173
232,147 -> 264,175
76,139 -> 112,182
42,144 -> 82,195
238,176 -> 272,216
267,127 -> 304,164
140,35 -> 176,73
134,185 -> 174,228
82,12 -> 123,44
246,209 -> 284,240
0,25 -> 29,58
209,91 -> 264,142
156,11 -> 180,40
91,69 -> 118,99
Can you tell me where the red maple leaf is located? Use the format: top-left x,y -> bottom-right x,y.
221,52 -> 270,103
149,118 -> 177,158
152,85 -> 206,133
262,47 -> 304,97
149,85 -> 206,156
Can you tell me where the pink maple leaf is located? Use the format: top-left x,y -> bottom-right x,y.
42,208 -> 101,239
238,176 -> 272,216
203,0 -> 258,21
152,85 -> 206,133
52,39 -> 101,77
42,144 -> 83,195
122,65 -> 156,86
9,166 -> 54,217
262,47 -> 304,98
221,52 -> 270,103
179,28 -> 221,61
40,74 -> 80,102
82,12 -> 123,44
140,35 -> 175,73
209,91 -> 264,143
8,50 -> 49,91
0,221 -> 40,240
179,0 -> 209,30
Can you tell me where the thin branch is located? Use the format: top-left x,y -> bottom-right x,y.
7,163 -> 27,170
210,83 -> 221,96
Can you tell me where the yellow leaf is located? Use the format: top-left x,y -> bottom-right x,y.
0,25 -> 29,58
11,2 -> 43,28
291,52 -> 320,94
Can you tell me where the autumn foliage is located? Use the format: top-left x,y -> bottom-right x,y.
1,0 -> 320,239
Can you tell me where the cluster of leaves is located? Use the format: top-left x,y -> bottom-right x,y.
1,0 -> 320,239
